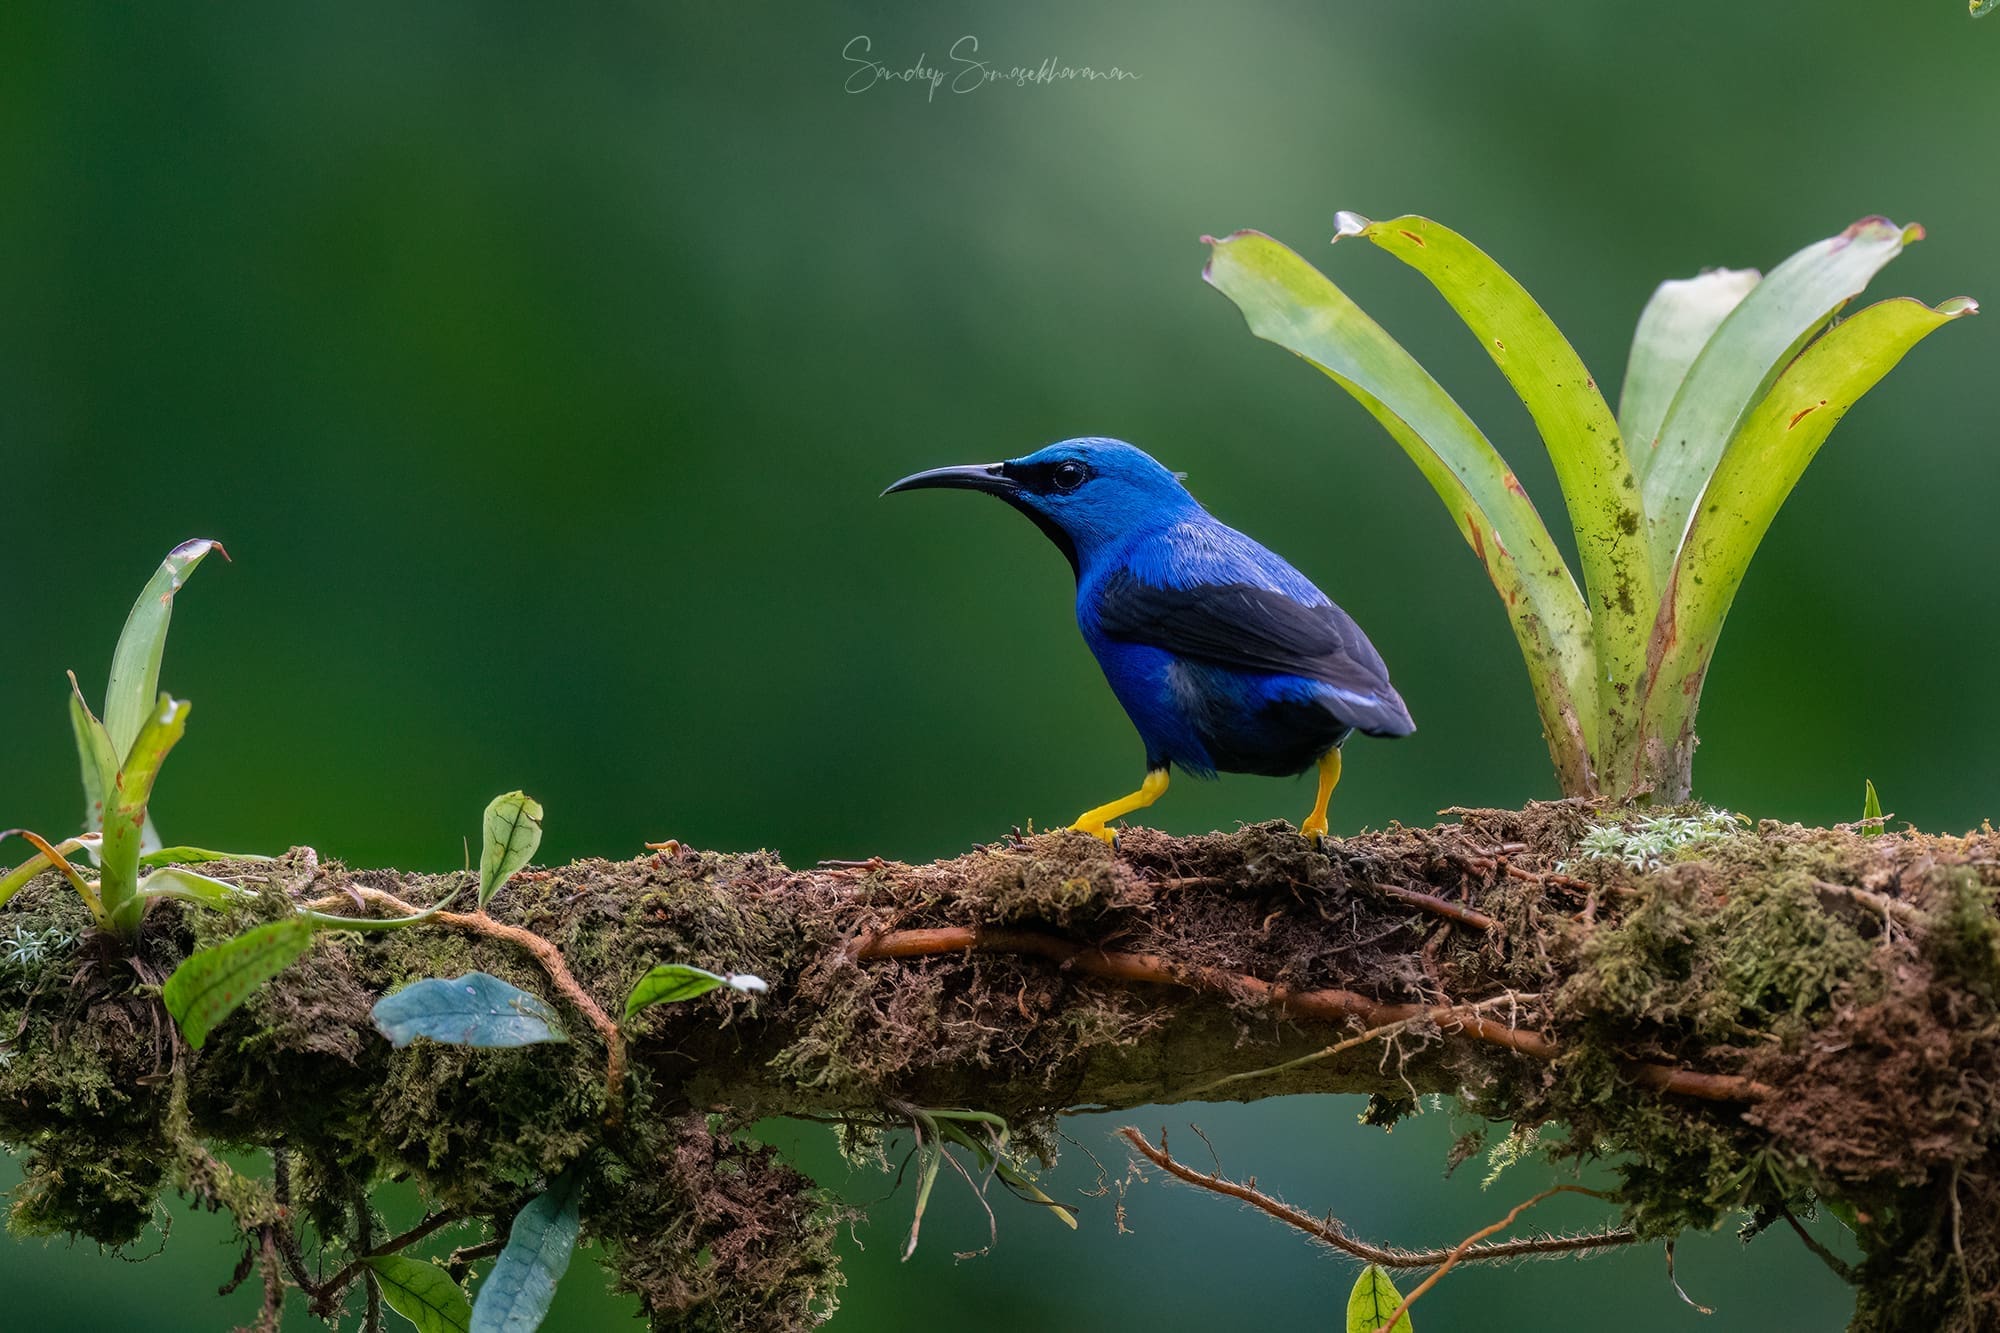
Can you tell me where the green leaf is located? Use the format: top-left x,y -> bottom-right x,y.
98,693 -> 191,936
1863,780 -> 1884,837
622,964 -> 767,1022
67,674 -> 119,850
139,846 -> 271,868
1204,229 -> 1597,792
1619,268 -> 1761,473
1339,212 -> 1657,780
471,1171 -> 583,1333
0,833 -> 100,910
137,865 -> 255,909
991,1156 -> 1077,1230
162,917 -> 316,1050
902,1137 -> 944,1262
1643,295 -> 1976,774
1641,218 -> 1924,584
479,792 -> 544,907
366,1256 -> 473,1333
103,539 -> 226,766
372,972 -> 567,1049
1346,1264 -> 1413,1333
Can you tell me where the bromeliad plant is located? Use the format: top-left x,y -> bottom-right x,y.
1204,214 -> 1977,800
0,539 -> 254,938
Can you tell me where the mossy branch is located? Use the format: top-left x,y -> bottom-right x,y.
1,804 -> 1996,1332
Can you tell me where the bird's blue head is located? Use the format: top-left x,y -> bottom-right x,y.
883,437 -> 1201,574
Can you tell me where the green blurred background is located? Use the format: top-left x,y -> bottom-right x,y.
3,1 -> 1995,1328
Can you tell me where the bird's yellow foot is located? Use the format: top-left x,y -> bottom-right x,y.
1068,768 -> 1169,843
1299,749 -> 1342,844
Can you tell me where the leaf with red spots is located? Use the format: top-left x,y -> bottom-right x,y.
162,917 -> 316,1050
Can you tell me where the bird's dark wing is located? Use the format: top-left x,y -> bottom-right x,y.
1094,569 -> 1415,736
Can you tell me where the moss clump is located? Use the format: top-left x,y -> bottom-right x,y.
9,1138 -> 163,1246
596,1117 -> 847,1332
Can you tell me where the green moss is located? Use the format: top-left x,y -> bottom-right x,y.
9,1138 -> 164,1246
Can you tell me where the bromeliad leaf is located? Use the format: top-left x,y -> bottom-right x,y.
162,917 -> 316,1050
1336,211 -> 1656,776
140,846 -> 270,868
1203,228 -> 1597,792
623,964 -> 768,1022
470,1170 -> 584,1333
991,1156 -> 1078,1230
137,866 -> 255,909
98,692 -> 192,935
102,539 -> 226,766
902,1137 -> 944,1262
1619,267 -> 1760,466
365,1256 -> 473,1333
1640,294 -> 1977,778
372,972 -> 567,1049
67,673 -> 119,847
1640,218 -> 1924,583
479,792 -> 544,907
0,833 -> 100,910
1346,1264 -> 1413,1333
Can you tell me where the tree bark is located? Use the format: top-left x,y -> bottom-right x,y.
0,804 -> 1993,1331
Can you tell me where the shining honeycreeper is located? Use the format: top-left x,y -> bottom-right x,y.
885,438 -> 1413,840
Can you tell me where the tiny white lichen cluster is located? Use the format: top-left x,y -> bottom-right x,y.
0,921 -> 77,978
1561,809 -> 1745,873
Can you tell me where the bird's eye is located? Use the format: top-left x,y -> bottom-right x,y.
1052,461 -> 1088,492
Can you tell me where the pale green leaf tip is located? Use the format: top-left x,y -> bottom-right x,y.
1199,228 -> 1265,279
1670,266 -> 1761,290
1331,209 -> 1372,241
1938,296 -> 1980,318
1976,0 -> 1998,17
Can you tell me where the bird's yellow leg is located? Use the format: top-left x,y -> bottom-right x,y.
1300,748 -> 1343,841
1069,768 -> 1169,843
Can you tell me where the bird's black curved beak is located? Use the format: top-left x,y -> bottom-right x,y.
881,463 -> 1017,498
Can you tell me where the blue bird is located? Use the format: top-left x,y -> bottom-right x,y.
884,438 -> 1414,841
